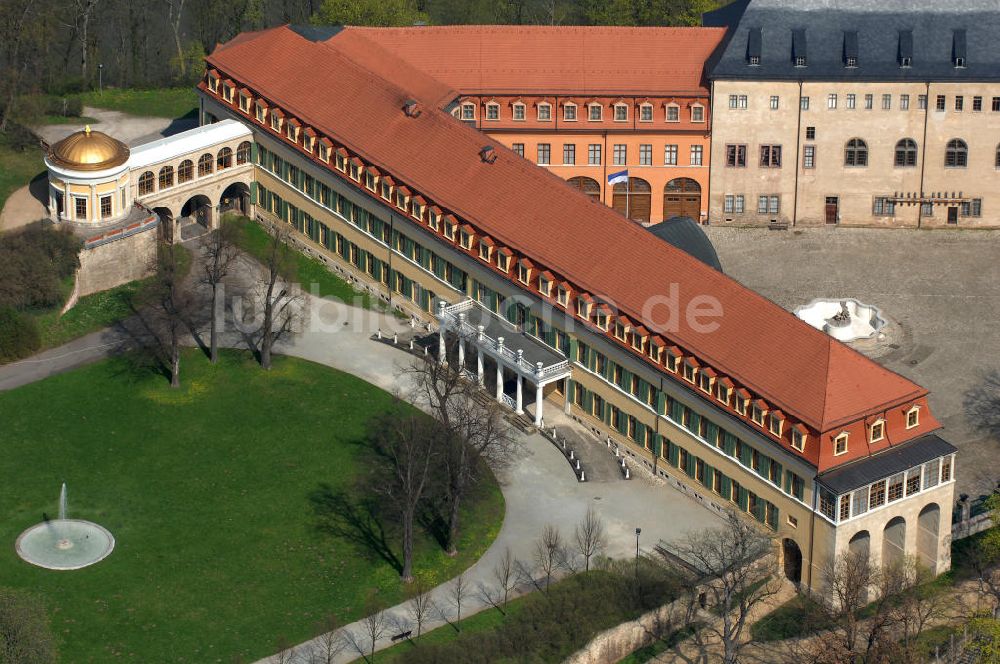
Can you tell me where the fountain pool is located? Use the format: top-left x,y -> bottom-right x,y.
795,298 -> 886,343
15,484 -> 115,571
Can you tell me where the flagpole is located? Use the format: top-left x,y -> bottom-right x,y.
626,178 -> 630,221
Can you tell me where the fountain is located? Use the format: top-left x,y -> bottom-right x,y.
794,298 -> 886,343
15,483 -> 115,571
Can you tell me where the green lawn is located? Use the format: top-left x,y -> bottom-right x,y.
233,216 -> 390,312
32,279 -> 145,350
76,88 -> 198,120
36,115 -> 99,126
0,350 -> 503,662
0,143 -> 44,212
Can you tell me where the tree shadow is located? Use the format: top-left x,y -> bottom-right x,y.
417,501 -> 450,551
308,482 -> 401,573
963,370 -> 1000,440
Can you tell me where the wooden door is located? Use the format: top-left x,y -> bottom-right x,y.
663,178 -> 702,220
947,207 -> 959,224
612,178 -> 651,224
825,197 -> 839,224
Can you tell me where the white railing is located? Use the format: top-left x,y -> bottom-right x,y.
439,300 -> 571,380
501,394 -> 517,411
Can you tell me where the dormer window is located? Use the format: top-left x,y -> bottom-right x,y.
751,399 -> 767,426
478,237 -> 494,262
900,56 -> 912,67
485,102 -> 500,120
906,405 -> 920,429
318,140 -> 330,163
444,216 -> 457,240
768,411 -> 784,437
537,103 -> 552,121
411,196 -> 425,220
666,103 -> 680,122
576,295 -> 593,319
845,56 -> 857,67
682,358 -> 698,383
222,83 -> 234,103
691,104 -> 705,122
380,181 -> 392,200
747,27 -> 762,66
698,368 -> 715,394
336,149 -> 347,172
286,120 -> 299,142
639,103 -> 653,122
518,259 -> 533,284
538,272 -> 553,296
792,425 -> 807,451
512,102 -> 526,121
594,307 -> 610,330
749,55 -> 760,66
208,73 -> 219,92
255,101 -> 267,123
843,30 -> 858,68
795,56 -> 807,67
666,347 -> 681,372
792,29 -> 807,67
649,338 -> 664,363
613,317 -> 630,341
631,326 -> 648,352
270,109 -> 283,133
349,157 -> 361,181
953,29 -> 967,68
461,103 -> 475,120
588,104 -> 602,121
716,378 -> 732,405
870,419 -> 886,443
556,284 -> 569,307
834,432 -> 849,455
735,389 -> 750,415
238,91 -> 250,112
364,169 -> 377,191
563,103 -> 577,121
497,248 -> 511,272
613,103 -> 628,122
428,207 -> 441,231
459,225 -> 474,250
899,30 -> 913,68
395,188 -> 409,210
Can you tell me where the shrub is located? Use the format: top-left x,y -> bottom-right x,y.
1,121 -> 38,152
0,224 -> 81,310
0,307 -> 41,362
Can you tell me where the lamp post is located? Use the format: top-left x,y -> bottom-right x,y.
635,527 -> 642,562
98,64 -> 104,95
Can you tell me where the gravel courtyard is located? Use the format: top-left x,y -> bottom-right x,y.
705,226 -> 1000,499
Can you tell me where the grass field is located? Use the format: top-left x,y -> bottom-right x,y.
0,143 -> 44,212
0,350 -> 504,662
76,88 -> 198,120
32,279 -> 145,350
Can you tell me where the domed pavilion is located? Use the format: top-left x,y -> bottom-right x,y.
44,126 -> 133,226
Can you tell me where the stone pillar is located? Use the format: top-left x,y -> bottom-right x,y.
515,373 -> 524,415
564,378 -> 573,414
496,336 -> 505,402
437,301 -> 447,365
457,312 -> 467,370
476,325 -> 485,385
534,362 -> 545,426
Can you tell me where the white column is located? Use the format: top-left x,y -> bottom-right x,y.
496,336 -> 505,403
437,302 -> 447,365
476,325 -> 485,385
534,362 -> 545,426
515,374 -> 524,414
564,379 -> 573,414
457,313 -> 467,370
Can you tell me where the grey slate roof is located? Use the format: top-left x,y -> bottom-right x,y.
816,433 -> 957,495
704,0 -> 1000,82
646,217 -> 723,272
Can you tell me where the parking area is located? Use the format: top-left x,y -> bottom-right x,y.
705,225 -> 1000,499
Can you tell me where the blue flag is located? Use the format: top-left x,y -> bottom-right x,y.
607,169 -> 629,185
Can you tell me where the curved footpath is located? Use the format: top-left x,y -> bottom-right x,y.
0,294 -> 723,664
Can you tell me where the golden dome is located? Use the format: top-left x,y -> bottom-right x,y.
47,125 -> 129,171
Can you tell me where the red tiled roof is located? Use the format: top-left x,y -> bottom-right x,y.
353,25 -> 726,96
206,26 -> 928,433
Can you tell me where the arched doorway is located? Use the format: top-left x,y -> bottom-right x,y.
882,517 -> 906,568
917,504 -> 940,571
566,176 -> 601,203
782,538 -> 802,584
220,182 -> 250,217
848,530 -> 871,559
663,178 -> 701,220
612,177 -> 651,224
181,194 -> 213,231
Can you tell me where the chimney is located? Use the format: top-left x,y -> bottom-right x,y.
479,145 -> 497,164
403,99 -> 421,118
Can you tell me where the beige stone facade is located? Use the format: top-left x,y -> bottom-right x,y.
709,80 -> 1000,227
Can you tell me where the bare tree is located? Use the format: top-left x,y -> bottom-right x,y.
0,0 -> 39,132
534,524 -> 565,592
249,223 -> 302,370
450,573 -> 469,629
345,606 -> 386,663
406,583 -> 434,638
896,563 -> 954,651
269,637 -> 296,664
199,216 -> 242,363
493,546 -> 517,609
161,0 -> 186,76
402,354 -> 520,555
668,510 -> 780,664
370,408 -> 443,582
306,615 -> 346,664
125,241 -> 198,388
574,505 -> 607,572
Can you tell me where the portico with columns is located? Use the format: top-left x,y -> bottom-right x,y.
437,299 -> 571,426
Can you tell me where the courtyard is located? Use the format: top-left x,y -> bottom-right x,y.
706,225 -> 1000,500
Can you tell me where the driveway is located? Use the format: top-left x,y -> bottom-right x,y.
706,225 -> 1000,499
34,105 -> 198,147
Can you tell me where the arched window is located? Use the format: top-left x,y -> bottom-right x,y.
237,141 -> 251,165
894,139 -> 918,167
945,139 -> 968,167
178,159 -> 193,183
198,153 -> 214,177
137,171 -> 155,196
845,138 -> 868,167
158,165 -> 174,189
217,147 -> 233,170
